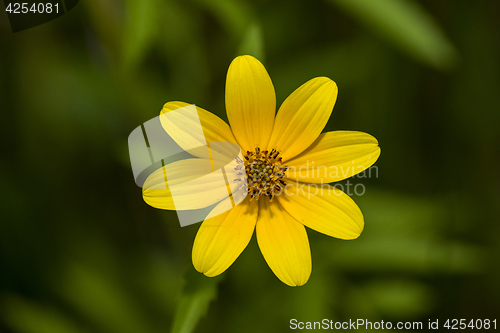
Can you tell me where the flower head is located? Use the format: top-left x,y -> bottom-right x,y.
143,55 -> 380,286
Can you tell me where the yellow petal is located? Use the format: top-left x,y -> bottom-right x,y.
256,200 -> 311,286
286,131 -> 381,183
142,158 -> 241,210
277,182 -> 363,240
160,101 -> 238,159
192,197 -> 258,277
268,77 -> 338,161
225,55 -> 276,152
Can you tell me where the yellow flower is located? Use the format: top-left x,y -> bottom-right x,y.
143,55 -> 380,286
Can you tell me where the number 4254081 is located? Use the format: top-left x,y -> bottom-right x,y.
6,3 -> 59,14
444,319 -> 496,330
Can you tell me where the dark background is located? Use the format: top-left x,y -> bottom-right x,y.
1,0 -> 499,332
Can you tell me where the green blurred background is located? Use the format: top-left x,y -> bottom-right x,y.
1,0 -> 499,332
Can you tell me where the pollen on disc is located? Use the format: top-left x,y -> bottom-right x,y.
233,147 -> 287,201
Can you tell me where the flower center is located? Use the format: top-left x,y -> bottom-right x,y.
234,147 -> 287,201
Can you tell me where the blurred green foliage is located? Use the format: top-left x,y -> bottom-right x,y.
1,0 -> 499,332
